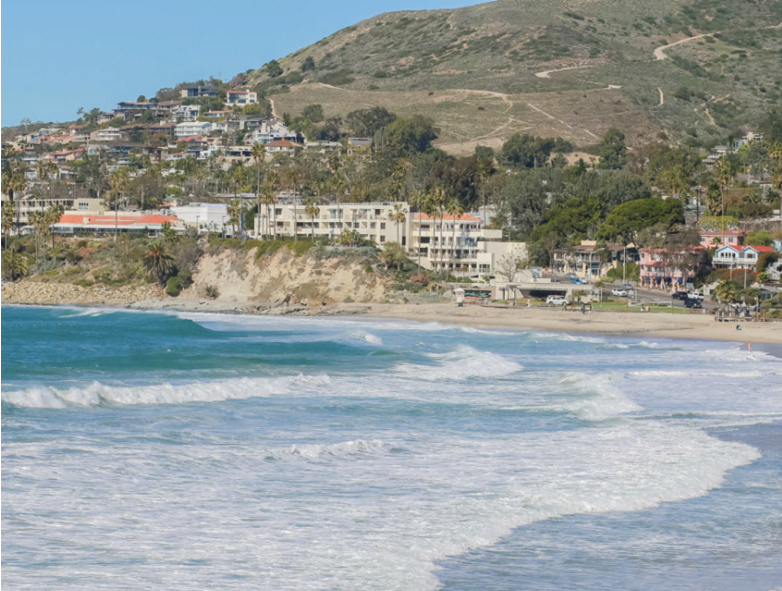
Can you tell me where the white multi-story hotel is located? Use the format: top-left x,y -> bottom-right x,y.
409,213 -> 503,275
252,201 -> 511,276
254,201 -> 409,246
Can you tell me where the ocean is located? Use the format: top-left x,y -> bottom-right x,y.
2,305 -> 781,590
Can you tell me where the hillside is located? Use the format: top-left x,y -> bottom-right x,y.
248,0 -> 782,154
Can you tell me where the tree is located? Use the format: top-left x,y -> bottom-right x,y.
142,241 -> 176,285
495,253 -> 527,282
428,186 -> 448,269
44,205 -> 64,251
714,280 -> 740,304
446,198 -> 464,264
1,250 -> 28,281
251,143 -> 266,237
746,230 -> 773,247
597,128 -> 627,169
345,107 -> 396,137
409,189 -> 431,273
227,199 -> 243,236
598,198 -> 684,242
301,56 -> 316,72
385,116 -> 439,153
301,104 -> 324,123
379,242 -> 408,271
2,201 -> 16,250
304,197 -> 320,241
498,134 -> 555,169
390,203 -> 407,245
264,59 -> 283,78
283,165 -> 304,241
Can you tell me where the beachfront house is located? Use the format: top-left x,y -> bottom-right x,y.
639,246 -> 709,290
552,241 -> 638,279
712,244 -> 777,270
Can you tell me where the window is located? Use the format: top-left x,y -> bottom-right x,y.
380,223 -> 386,230
380,236 -> 386,243
78,202 -> 89,210
375,209 -> 381,216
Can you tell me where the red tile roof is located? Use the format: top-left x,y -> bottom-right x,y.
745,245 -> 776,253
267,139 -> 300,148
58,214 -> 178,226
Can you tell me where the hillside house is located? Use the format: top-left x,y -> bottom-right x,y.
226,89 -> 257,106
639,247 -> 709,290
175,121 -> 212,139
699,229 -> 746,249
180,86 -> 218,98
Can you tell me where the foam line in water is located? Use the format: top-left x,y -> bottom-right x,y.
396,344 -> 522,381
1,374 -> 332,409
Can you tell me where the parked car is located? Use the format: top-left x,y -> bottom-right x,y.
672,291 -> 689,300
611,288 -> 628,297
687,291 -> 704,301
684,298 -> 703,309
564,273 -> 578,280
546,296 -> 569,306
621,283 -> 634,290
570,277 -> 586,284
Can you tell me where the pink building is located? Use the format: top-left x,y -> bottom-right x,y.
639,247 -> 709,290
699,230 -> 745,249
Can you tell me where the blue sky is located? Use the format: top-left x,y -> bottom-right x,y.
2,0 -> 481,127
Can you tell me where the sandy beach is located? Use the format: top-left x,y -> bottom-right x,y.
4,280 -> 780,347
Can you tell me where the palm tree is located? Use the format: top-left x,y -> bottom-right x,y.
2,201 -> 16,250
770,142 -> 782,233
428,186 -> 448,271
304,197 -> 320,241
409,189 -> 428,273
1,250 -> 28,281
27,211 -> 48,269
390,203 -> 407,246
715,155 -> 734,242
142,241 -> 176,285
227,199 -> 243,237
283,165 -> 303,241
45,204 -> 64,252
475,158 -> 492,225
266,171 -> 279,238
251,143 -> 266,238
2,149 -> 28,230
108,168 -> 130,243
446,198 -> 464,270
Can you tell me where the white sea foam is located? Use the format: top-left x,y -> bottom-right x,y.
346,330 -> 383,346
553,373 -> 642,420
1,374 -> 332,408
397,345 -> 522,381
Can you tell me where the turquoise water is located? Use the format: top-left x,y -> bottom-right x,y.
2,305 -> 781,590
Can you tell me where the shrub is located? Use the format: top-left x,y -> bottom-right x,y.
45,269 -> 59,276
364,264 -> 374,274
343,296 -> 354,303
166,276 -> 182,297
65,267 -> 82,276
205,284 -> 220,299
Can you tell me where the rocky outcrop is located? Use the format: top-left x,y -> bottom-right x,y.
2,281 -> 159,307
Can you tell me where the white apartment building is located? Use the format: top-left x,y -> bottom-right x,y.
175,121 -> 212,139
254,202 -> 409,246
170,202 -> 228,232
93,127 -> 123,142
250,202 -> 506,276
410,213 -> 503,276
245,120 -> 297,145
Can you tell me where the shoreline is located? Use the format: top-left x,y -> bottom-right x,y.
4,297 -> 781,354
